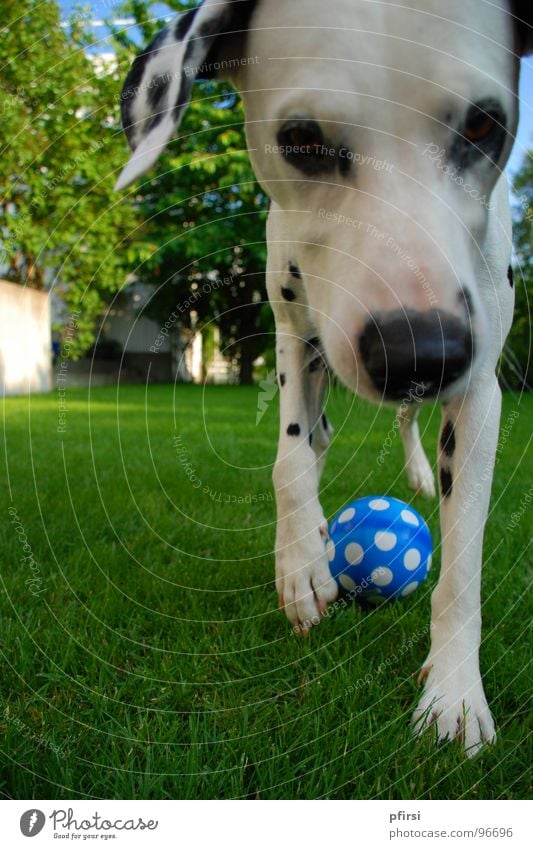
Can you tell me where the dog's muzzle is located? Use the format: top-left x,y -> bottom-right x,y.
359,309 -> 473,400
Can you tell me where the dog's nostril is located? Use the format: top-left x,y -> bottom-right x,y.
359,309 -> 473,399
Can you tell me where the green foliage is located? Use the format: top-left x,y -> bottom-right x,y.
0,0 -> 139,358
111,0 -> 272,383
506,152 -> 533,389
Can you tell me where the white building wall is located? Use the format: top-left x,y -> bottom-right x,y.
0,279 -> 51,396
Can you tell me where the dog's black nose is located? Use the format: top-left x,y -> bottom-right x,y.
359,309 -> 473,399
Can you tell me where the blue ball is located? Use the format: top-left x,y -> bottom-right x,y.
326,496 -> 432,604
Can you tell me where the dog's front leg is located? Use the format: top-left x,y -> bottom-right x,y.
413,374 -> 501,755
266,222 -> 338,632
273,323 -> 338,632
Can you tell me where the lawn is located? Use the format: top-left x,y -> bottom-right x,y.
1,383 -> 531,799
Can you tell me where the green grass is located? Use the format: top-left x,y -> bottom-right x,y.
0,383 -> 531,799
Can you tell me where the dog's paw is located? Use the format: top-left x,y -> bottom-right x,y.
412,662 -> 496,756
406,456 -> 436,498
276,522 -> 338,633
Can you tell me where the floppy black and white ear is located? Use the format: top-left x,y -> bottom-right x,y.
115,0 -> 250,190
512,1 -> 533,54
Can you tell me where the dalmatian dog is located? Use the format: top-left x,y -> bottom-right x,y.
115,0 -> 532,755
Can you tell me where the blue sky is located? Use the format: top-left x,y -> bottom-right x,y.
58,0 -> 532,179
508,61 -> 533,178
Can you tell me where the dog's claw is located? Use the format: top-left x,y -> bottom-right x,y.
275,519 -> 339,633
317,596 -> 328,616
413,660 -> 496,756
418,664 -> 431,684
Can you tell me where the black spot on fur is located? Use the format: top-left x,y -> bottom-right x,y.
508,265 -> 514,288
183,39 -> 196,66
174,7 -> 199,40
440,467 -> 453,498
147,110 -> 164,134
279,373 -> 286,387
147,73 -> 171,110
287,423 -> 301,437
309,356 -> 323,373
199,17 -> 225,38
322,413 -> 328,430
281,286 -> 296,302
120,98 -> 136,147
289,262 -> 302,279
440,421 -> 456,458
306,336 -> 321,351
309,432 -> 313,446
172,72 -> 191,122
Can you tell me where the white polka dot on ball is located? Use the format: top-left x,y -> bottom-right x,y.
427,554 -> 432,571
374,531 -> 397,551
339,573 -> 356,592
365,593 -> 386,605
401,581 -> 419,597
369,498 -> 390,511
404,548 -> 421,570
338,507 -> 356,523
345,542 -> 364,564
326,540 -> 335,562
401,509 -> 419,527
372,567 -> 393,586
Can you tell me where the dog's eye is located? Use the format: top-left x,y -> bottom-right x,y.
451,99 -> 507,168
282,122 -> 325,155
463,107 -> 499,143
277,120 -> 335,175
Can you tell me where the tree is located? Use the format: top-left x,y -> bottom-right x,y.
0,0 -> 142,357
110,0 -> 272,384
506,152 -> 533,389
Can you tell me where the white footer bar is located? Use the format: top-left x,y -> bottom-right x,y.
2,799 -> 529,848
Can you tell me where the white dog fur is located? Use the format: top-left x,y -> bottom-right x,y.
116,0 -> 531,755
